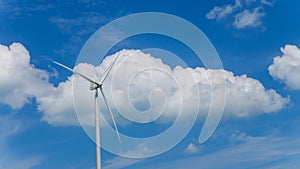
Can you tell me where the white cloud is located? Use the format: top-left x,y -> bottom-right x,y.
206,0 -> 272,29
268,44 -> 300,90
0,43 -> 288,127
42,49 -> 288,126
0,43 -> 54,109
230,131 -> 253,142
221,69 -> 288,117
233,7 -> 265,29
37,77 -> 80,126
206,0 -> 241,20
121,143 -> 155,158
261,0 -> 275,6
185,143 -> 201,154
206,5 -> 235,20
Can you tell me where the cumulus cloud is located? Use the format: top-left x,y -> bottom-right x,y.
0,43 -> 54,109
268,44 -> 300,90
37,77 -> 79,126
0,42 -> 289,127
206,0 -> 272,29
221,70 -> 288,117
42,49 -> 288,126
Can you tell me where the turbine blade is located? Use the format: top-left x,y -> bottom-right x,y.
53,61 -> 100,85
99,88 -> 121,143
100,53 -> 120,84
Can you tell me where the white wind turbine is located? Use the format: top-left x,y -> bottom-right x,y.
53,53 -> 121,169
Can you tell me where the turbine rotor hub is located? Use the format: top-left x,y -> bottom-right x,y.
89,83 -> 102,90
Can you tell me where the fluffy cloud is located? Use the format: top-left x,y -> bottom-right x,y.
37,77 -> 79,126
0,43 -> 289,127
0,42 -> 80,126
269,44 -> 300,90
42,49 -> 288,126
38,62 -> 101,126
206,0 -> 272,29
0,43 -> 54,109
221,70 -> 288,117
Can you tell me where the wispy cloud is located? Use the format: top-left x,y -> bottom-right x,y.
0,0 -> 119,57
103,157 -> 141,169
206,0 -> 241,20
128,134 -> 300,169
206,0 -> 274,29
233,7 -> 265,29
0,155 -> 43,169
261,0 -> 275,6
0,0 -> 56,16
0,114 -> 43,169
121,143 -> 156,158
49,12 -> 109,36
0,114 -> 21,140
49,11 -> 111,57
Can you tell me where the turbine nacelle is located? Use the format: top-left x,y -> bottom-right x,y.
89,83 -> 102,90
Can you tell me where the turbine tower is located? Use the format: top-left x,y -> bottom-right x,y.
53,53 -> 121,169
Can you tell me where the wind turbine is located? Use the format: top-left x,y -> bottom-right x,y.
53,53 -> 121,169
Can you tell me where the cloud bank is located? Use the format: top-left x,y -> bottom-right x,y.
269,44 -> 300,90
0,42 -> 289,127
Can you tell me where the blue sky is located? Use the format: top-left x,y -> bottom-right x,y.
1,0 -> 300,169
